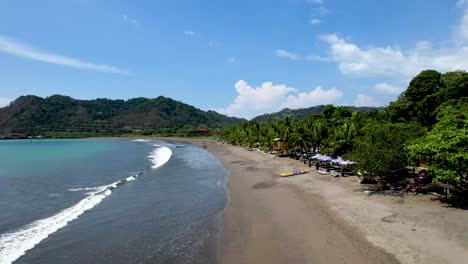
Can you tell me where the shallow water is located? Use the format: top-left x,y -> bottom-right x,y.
0,139 -> 227,264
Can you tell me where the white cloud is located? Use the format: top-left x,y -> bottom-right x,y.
226,57 -> 236,63
0,97 -> 12,107
457,0 -> 468,8
458,5 -> 468,42
305,55 -> 331,62
306,0 -> 327,29
218,80 -> 295,118
319,33 -> 468,79
309,18 -> 321,25
353,94 -> 378,107
183,30 -> 196,36
375,83 -> 403,95
311,6 -> 329,16
0,35 -> 128,75
274,49 -> 299,60
122,14 -> 138,25
281,86 -> 342,109
218,80 -> 342,118
275,50 -> 330,62
460,15 -> 468,42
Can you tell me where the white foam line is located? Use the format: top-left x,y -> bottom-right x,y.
68,187 -> 100,192
0,147 -> 172,263
148,146 -> 172,169
0,173 -> 139,264
125,176 -> 136,182
0,184 -> 113,264
132,139 -> 151,142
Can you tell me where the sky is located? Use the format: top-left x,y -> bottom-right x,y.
0,0 -> 467,118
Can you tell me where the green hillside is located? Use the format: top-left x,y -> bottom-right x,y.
0,95 -> 245,136
251,105 -> 378,122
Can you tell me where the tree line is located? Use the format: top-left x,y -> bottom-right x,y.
220,70 -> 468,190
0,95 -> 244,136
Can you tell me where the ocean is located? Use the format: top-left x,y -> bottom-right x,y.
0,139 -> 228,264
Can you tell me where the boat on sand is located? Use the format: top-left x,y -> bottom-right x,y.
279,169 -> 309,177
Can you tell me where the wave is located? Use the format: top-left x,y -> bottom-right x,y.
0,174 -> 139,264
0,146 -> 173,264
132,139 -> 151,142
126,176 -> 136,182
68,187 -> 100,192
148,145 -> 172,169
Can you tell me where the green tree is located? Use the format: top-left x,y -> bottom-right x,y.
408,99 -> 468,189
389,70 -> 443,126
405,70 -> 443,102
322,104 -> 336,120
348,122 -> 423,181
289,121 -> 313,149
311,119 -> 329,152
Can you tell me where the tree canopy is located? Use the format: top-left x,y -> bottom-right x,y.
221,69 -> 467,189
348,122 -> 423,181
408,99 -> 468,189
0,95 -> 245,136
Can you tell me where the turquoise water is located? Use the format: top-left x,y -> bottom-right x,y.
0,139 -> 227,264
0,139 -> 118,176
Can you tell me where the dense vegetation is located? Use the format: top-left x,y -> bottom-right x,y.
220,70 -> 468,190
252,105 -> 378,122
0,95 -> 245,137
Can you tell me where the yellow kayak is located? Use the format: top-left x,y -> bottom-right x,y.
279,169 -> 309,177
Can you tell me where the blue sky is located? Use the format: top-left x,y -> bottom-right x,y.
0,0 -> 467,118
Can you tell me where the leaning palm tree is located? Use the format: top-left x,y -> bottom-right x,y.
289,121 -> 313,149
280,117 -> 295,144
311,119 -> 329,153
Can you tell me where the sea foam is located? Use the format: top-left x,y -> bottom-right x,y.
148,145 -> 172,169
67,186 -> 100,192
0,182 -> 115,264
132,139 -> 151,142
125,176 -> 136,182
0,145 -> 173,264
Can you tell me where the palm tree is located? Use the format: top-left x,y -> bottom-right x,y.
289,122 -> 313,148
311,119 -> 329,153
324,117 -> 360,156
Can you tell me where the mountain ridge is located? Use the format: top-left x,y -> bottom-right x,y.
0,95 -> 381,136
251,105 -> 380,122
0,95 -> 244,135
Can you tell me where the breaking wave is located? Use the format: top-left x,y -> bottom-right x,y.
68,187 -> 100,192
132,139 -> 151,142
0,146 -> 173,264
148,145 -> 172,169
0,179 -> 122,264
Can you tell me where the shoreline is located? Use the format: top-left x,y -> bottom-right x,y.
18,137 -> 466,263
206,140 -> 397,264
165,138 -> 467,264
168,138 -> 397,263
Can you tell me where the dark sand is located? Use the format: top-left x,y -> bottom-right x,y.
175,139 -> 397,264
161,138 -> 468,264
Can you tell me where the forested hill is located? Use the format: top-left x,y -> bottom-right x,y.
251,105 -> 378,122
0,95 -> 245,136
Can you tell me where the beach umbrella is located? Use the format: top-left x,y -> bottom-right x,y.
339,160 -> 356,166
319,155 -> 332,162
311,154 -> 322,159
331,156 -> 344,164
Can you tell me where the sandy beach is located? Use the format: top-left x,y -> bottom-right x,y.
164,138 -> 468,264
